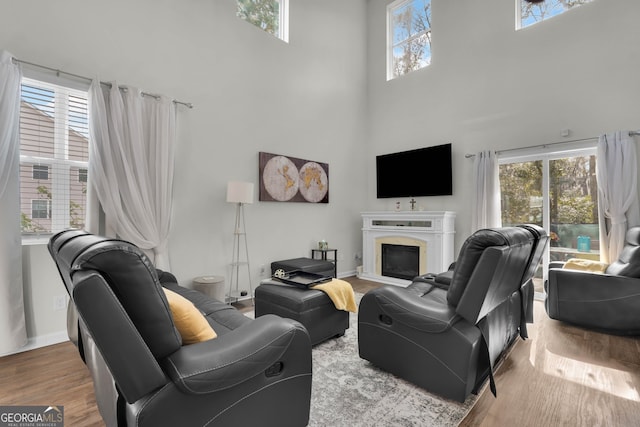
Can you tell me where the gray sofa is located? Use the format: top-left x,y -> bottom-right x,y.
358,225 -> 547,402
545,226 -> 640,335
48,230 -> 312,427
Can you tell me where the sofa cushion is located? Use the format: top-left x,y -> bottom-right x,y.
163,288 -> 217,344
162,282 -> 251,335
563,258 -> 608,273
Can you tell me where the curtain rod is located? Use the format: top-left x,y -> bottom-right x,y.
465,132 -> 640,158
11,57 -> 193,109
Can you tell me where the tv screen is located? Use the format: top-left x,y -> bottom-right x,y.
376,143 -> 452,198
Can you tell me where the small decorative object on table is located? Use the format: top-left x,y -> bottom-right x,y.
577,235 -> 591,252
318,239 -> 328,250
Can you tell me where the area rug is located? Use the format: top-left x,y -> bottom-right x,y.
247,292 -> 478,426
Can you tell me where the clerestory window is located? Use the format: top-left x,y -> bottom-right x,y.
237,0 -> 289,42
517,0 -> 594,30
387,0 -> 432,80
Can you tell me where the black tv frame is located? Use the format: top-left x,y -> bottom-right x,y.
376,143 -> 452,198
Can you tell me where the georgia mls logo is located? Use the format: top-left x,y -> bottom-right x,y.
0,405 -> 64,427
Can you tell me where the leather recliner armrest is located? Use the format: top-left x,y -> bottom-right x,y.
548,268 -> 640,292
368,286 -> 460,333
546,268 -> 640,318
163,314 -> 309,394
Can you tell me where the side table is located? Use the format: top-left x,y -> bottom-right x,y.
311,248 -> 337,278
193,275 -> 226,302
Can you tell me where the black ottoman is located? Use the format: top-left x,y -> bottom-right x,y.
255,281 -> 349,345
271,257 -> 335,278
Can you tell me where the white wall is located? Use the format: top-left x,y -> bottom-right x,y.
4,0 -> 640,350
1,0 -> 368,349
366,0 -> 640,243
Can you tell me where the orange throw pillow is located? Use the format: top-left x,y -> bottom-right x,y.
163,288 -> 217,344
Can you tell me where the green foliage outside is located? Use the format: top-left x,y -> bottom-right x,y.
21,212 -> 44,233
500,156 -> 598,230
237,0 -> 279,36
21,183 -> 86,233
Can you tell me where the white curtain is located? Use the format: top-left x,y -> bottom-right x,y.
596,131 -> 640,263
87,81 -> 176,270
471,150 -> 502,231
0,50 -> 27,354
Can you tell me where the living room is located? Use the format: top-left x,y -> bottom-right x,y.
1,0 -> 639,425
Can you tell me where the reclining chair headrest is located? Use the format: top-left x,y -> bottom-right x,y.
49,230 -> 182,359
447,227 -> 534,307
48,230 -> 119,295
606,226 -> 640,278
625,227 -> 640,246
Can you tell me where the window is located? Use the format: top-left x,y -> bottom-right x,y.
237,0 -> 289,42
19,78 -> 89,237
499,146 -> 599,293
32,164 -> 49,180
387,0 -> 432,80
31,200 -> 50,219
78,168 -> 88,183
517,0 -> 594,29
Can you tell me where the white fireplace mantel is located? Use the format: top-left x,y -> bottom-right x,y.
360,211 -> 456,287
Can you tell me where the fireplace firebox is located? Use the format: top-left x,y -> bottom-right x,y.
381,244 -> 420,280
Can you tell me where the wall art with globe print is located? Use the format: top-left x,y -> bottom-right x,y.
259,152 -> 329,203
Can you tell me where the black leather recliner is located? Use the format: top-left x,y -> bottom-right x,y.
545,226 -> 640,335
48,230 -> 312,427
358,225 -> 547,402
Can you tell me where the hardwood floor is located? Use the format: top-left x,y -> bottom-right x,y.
0,339 -> 103,426
1,276 -> 638,426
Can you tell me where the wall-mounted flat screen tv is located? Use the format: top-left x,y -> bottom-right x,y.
376,143 -> 452,198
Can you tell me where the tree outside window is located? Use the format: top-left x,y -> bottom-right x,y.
237,0 -> 288,42
388,0 -> 431,80
500,154 -> 599,262
518,0 -> 594,29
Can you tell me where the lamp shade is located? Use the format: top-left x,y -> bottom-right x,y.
226,181 -> 254,204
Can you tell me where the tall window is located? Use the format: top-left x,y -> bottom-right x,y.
237,0 -> 289,42
387,0 -> 432,80
517,0 -> 594,29
19,78 -> 89,238
499,147 -> 599,291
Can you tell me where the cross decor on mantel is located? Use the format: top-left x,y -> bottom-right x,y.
409,198 -> 417,210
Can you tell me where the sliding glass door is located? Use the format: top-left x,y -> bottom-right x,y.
499,148 -> 599,294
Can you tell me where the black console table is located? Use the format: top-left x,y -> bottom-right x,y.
311,248 -> 337,278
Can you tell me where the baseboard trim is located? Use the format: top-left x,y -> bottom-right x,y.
2,331 -> 68,357
338,270 -> 356,279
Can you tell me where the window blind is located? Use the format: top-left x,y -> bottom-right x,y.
19,78 -> 89,237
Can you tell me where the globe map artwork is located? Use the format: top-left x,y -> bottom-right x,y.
260,152 -> 329,203
298,161 -> 328,202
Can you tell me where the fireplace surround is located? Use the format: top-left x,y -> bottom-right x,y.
360,211 -> 456,286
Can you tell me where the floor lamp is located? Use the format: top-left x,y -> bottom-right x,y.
227,181 -> 254,303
